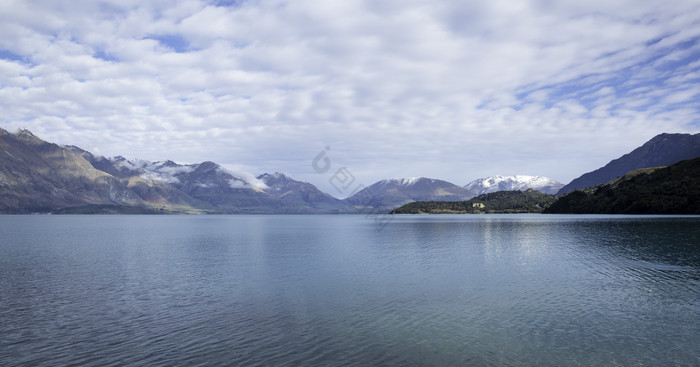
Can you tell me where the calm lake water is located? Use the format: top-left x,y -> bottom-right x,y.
1,214 -> 699,366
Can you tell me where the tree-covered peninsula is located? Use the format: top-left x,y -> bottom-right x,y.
390,189 -> 557,214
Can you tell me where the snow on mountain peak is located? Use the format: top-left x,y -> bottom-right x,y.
111,157 -> 195,184
382,177 -> 427,186
109,158 -> 265,190
464,175 -> 564,195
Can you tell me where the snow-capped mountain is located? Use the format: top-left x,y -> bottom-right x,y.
464,175 -> 564,195
347,177 -> 477,211
62,142 -> 352,213
88,155 -> 267,191
72,153 -> 273,210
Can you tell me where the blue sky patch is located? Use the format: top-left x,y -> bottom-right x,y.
94,50 -> 118,62
150,34 -> 189,53
0,50 -> 24,62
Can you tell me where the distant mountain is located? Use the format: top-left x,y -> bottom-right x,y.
72,147 -> 275,212
558,133 -> 700,194
79,157 -> 347,213
0,128 -> 347,213
465,175 -> 564,195
258,172 -> 351,213
346,177 -> 477,213
545,157 -> 700,214
391,189 -> 557,214
0,128 -> 144,213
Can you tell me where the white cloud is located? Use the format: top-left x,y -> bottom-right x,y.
219,166 -> 269,190
0,0 -> 699,195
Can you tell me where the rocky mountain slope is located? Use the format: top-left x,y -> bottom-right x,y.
1,128 -> 143,212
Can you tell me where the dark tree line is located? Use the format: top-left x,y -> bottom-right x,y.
544,158 -> 700,214
391,189 -> 557,214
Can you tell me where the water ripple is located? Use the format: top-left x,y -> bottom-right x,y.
1,215 -> 699,366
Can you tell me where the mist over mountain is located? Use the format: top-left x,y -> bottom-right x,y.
558,133 -> 700,195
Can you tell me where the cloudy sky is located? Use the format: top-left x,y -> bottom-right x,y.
1,0 -> 699,196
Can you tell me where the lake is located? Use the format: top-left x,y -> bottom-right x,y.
1,214 -> 698,366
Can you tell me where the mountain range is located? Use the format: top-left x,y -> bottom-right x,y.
1,128 -> 342,213
0,128 -> 476,213
1,127 -> 698,214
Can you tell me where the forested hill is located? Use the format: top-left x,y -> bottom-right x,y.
557,133 -> 700,194
390,189 -> 557,214
544,157 -> 700,214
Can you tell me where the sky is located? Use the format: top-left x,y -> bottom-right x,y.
1,0 -> 699,196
